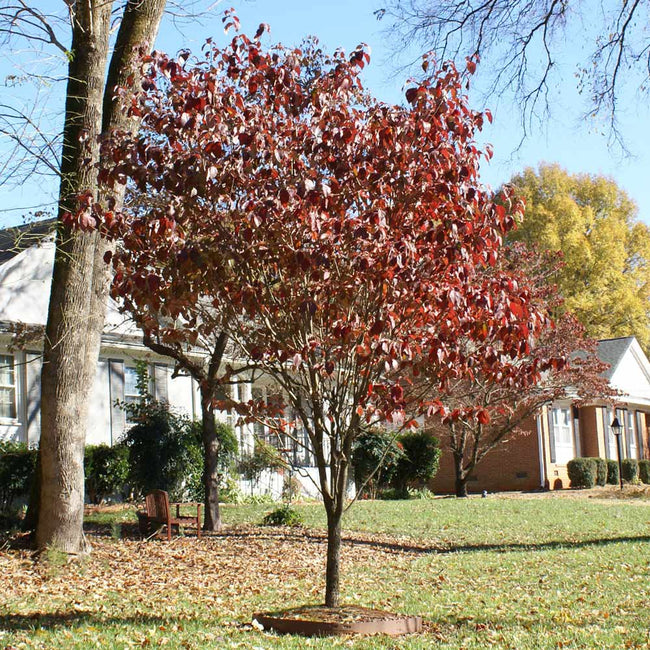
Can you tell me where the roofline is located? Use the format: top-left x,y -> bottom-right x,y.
597,336 -> 635,379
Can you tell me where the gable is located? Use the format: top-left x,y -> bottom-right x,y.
0,237 -> 138,336
608,338 -> 650,404
0,237 -> 54,325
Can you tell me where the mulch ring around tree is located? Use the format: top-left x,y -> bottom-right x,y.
253,604 -> 422,636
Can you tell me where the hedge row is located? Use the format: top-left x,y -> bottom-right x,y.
568,457 -> 650,488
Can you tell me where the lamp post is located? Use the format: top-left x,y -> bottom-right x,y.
611,417 -> 624,490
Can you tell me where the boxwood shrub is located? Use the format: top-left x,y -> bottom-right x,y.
592,457 -> 607,486
567,457 -> 596,488
621,458 -> 639,483
0,442 -> 37,511
639,459 -> 650,484
84,444 -> 129,505
607,459 -> 619,485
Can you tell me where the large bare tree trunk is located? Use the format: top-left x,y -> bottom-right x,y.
36,1 -> 112,553
36,0 -> 166,553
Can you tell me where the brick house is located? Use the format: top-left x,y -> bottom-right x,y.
430,336 -> 650,493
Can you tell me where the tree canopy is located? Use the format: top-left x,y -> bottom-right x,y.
508,163 -> 650,351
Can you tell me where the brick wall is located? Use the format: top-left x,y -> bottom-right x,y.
429,415 -> 542,494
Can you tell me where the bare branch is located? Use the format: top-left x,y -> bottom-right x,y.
381,0 -> 649,149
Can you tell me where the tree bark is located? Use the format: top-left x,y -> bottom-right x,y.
325,504 -> 343,607
35,0 -> 167,552
453,451 -> 469,498
201,396 -> 222,532
36,1 -> 112,553
455,476 -> 469,498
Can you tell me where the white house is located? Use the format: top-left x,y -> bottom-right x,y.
0,223 -> 319,497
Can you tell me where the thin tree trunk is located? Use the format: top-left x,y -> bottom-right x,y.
325,504 -> 343,607
35,0 -> 167,552
455,476 -> 469,498
84,0 -> 168,376
453,450 -> 469,498
201,396 -> 222,532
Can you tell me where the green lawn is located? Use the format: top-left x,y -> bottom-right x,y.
2,493 -> 650,649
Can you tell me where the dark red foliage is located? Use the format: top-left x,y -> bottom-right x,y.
73,30 -> 553,429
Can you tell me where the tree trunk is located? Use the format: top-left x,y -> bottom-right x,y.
325,504 -> 343,607
453,451 -> 469,498
201,397 -> 222,532
35,0 -> 167,552
36,1 -> 112,553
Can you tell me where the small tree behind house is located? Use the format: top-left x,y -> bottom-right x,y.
83,23 -> 552,608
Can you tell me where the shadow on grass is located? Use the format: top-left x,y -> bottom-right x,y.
215,527 -> 650,557
82,521 -> 141,538
345,534 -> 650,556
0,611 -> 167,633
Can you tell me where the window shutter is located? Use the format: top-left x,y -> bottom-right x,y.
25,352 -> 42,446
636,411 -> 645,459
547,407 -> 556,464
624,410 -> 631,458
108,360 -> 125,443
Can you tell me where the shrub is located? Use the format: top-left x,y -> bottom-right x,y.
567,458 -> 596,488
262,504 -> 303,527
122,399 -> 204,502
0,442 -> 37,511
592,457 -> 607,486
84,444 -> 129,505
184,420 -> 239,503
607,459 -> 619,485
243,493 -> 276,505
621,458 -> 639,483
352,429 -> 404,498
220,473 -> 244,503
639,459 -> 650,484
407,487 -> 435,500
392,430 -> 441,495
120,364 -> 238,502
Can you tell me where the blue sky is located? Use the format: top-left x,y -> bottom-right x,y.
2,0 -> 650,226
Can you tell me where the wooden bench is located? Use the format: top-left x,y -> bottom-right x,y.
138,489 -> 202,540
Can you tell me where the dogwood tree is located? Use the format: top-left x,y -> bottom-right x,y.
81,24 -> 551,607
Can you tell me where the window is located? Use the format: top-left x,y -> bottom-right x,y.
615,408 -> 626,459
551,407 -> 574,465
627,410 -> 638,459
251,385 -> 303,458
124,366 -> 143,423
0,355 -> 16,419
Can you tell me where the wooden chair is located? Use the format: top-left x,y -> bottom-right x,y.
138,489 -> 202,541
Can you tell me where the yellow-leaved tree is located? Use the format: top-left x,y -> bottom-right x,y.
509,163 -> 650,352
